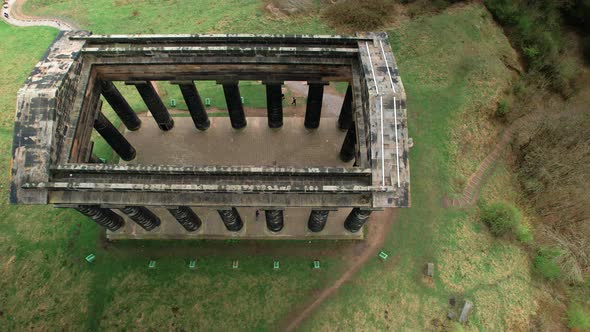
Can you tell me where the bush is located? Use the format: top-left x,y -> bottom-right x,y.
496,99 -> 509,118
322,0 -> 396,31
484,0 -> 580,95
550,56 -> 580,98
481,202 -> 521,237
515,222 -> 533,244
534,247 -> 562,281
567,303 -> 590,331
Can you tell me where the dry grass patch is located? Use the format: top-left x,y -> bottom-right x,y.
437,213 -> 535,330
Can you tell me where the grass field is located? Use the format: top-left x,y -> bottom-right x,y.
1,1 -> 539,330
25,0 -> 332,34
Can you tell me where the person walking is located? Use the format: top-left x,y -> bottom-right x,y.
291,97 -> 297,107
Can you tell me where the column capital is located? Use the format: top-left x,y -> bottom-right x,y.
216,79 -> 239,85
120,206 -> 161,231
124,80 -> 152,86
357,208 -> 384,211
75,205 -> 124,231
168,206 -> 201,232
307,81 -> 329,86
262,80 -> 284,85
169,80 -> 195,85
217,207 -> 243,232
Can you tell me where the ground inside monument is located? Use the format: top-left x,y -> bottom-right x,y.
122,116 -> 354,167
110,115 -> 360,240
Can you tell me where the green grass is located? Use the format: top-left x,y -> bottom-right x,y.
567,302 -> 590,331
25,0 -> 332,34
107,80 -> 268,112
534,247 -> 562,281
1,1 -> 540,331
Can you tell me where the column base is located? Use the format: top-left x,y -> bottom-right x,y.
158,118 -> 175,131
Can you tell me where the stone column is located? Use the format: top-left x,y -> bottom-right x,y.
220,82 -> 247,129
94,112 -> 136,161
264,82 -> 283,128
120,206 -> 161,231
100,80 -> 141,131
75,205 -> 124,231
174,81 -> 210,131
168,206 -> 202,232
128,81 -> 174,131
337,84 -> 353,130
344,208 -> 372,233
304,81 -> 328,129
308,210 -> 330,232
339,122 -> 356,162
217,207 -> 243,231
265,209 -> 284,232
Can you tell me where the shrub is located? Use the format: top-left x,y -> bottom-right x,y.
484,0 -> 580,95
550,56 -> 580,98
496,99 -> 509,118
480,202 -> 521,237
515,222 -> 533,244
566,303 -> 590,331
533,247 -> 562,281
322,0 -> 396,31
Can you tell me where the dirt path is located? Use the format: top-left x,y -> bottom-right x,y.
283,209 -> 396,331
442,113 -> 542,208
1,0 -> 78,30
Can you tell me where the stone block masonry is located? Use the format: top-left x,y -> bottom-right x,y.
10,33 -> 410,240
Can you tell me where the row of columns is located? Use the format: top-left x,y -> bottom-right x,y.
93,80 -> 357,163
75,206 -> 372,233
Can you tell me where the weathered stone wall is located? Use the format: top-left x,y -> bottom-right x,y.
11,32 -> 410,210
10,31 -> 89,204
52,55 -> 84,163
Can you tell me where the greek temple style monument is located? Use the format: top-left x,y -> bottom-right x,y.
10,31 -> 410,240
